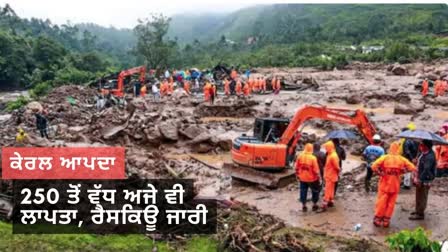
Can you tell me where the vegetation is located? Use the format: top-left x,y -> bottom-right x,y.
386,227 -> 442,252
0,221 -> 217,252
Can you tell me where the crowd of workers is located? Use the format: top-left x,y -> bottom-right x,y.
295,122 -> 448,228
129,68 -> 283,105
421,77 -> 448,97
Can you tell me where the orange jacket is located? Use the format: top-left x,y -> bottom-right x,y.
323,141 -> 340,182
224,80 -> 230,95
243,82 -> 250,96
184,81 -> 190,94
295,143 -> 320,182
140,85 -> 147,97
248,78 -> 253,89
435,133 -> 448,169
276,79 -> 281,90
271,77 -> 276,89
261,78 -> 267,91
160,81 -> 168,96
422,80 -> 429,96
236,81 -> 242,94
372,142 -> 416,193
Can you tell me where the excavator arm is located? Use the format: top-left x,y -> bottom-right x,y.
114,66 -> 146,97
279,105 -> 376,156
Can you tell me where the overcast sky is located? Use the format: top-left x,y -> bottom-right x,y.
0,0 -> 263,28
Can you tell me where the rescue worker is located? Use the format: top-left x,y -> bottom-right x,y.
235,79 -> 243,96
313,142 -> 327,180
261,77 -> 267,93
320,141 -> 340,211
35,112 -> 49,139
421,78 -> 429,97
434,79 -> 442,97
134,80 -> 141,97
275,78 -> 281,95
203,81 -> 212,102
248,77 -> 253,91
371,142 -> 416,228
253,78 -> 260,93
243,81 -> 251,96
210,84 -> 216,105
183,80 -> 191,95
410,140 -> 437,221
400,123 -> 419,190
140,83 -> 147,97
168,78 -> 174,95
160,79 -> 168,97
295,143 -> 321,212
224,78 -> 230,96
271,76 -> 276,92
363,134 -> 385,192
435,128 -> 448,177
16,128 -> 29,145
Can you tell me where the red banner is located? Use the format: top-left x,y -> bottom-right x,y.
2,147 -> 125,179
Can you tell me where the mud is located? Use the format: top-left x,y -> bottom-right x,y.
1,60 -> 448,247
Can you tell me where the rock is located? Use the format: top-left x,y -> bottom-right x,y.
189,132 -> 212,144
426,72 -> 439,81
440,71 -> 448,79
158,121 -> 179,141
391,64 -> 407,76
346,94 -> 362,105
350,143 -> 364,156
145,126 -> 162,145
179,125 -> 206,140
264,98 -> 273,106
272,111 -> 283,118
68,126 -> 87,134
193,143 -> 214,153
394,103 -> 425,115
366,99 -> 381,109
172,89 -> 188,99
26,101 -> 43,112
57,123 -> 69,135
415,73 -> 425,79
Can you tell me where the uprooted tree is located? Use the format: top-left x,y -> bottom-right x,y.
133,14 -> 177,70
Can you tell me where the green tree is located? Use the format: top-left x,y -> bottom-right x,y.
33,36 -> 66,69
134,14 -> 177,69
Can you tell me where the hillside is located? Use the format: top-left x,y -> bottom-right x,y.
169,4 -> 448,44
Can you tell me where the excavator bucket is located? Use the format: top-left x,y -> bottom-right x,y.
223,163 -> 296,189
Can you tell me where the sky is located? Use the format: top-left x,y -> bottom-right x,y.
0,0 -> 260,28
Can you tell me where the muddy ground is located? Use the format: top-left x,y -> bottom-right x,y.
1,60 -> 448,249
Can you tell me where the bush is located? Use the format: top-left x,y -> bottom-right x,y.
5,95 -> 30,112
386,227 -> 441,252
53,66 -> 95,86
29,81 -> 53,99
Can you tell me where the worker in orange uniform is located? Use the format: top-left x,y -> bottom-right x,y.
371,142 -> 416,228
168,78 -> 174,95
295,143 -> 321,212
224,78 -> 230,96
183,80 -> 191,95
319,141 -> 340,212
243,81 -> 251,96
435,127 -> 448,177
235,79 -> 243,96
140,84 -> 147,97
421,78 -> 429,97
248,77 -> 253,91
261,77 -> 267,93
203,81 -> 212,101
434,79 -> 441,97
160,80 -> 168,97
252,78 -> 259,93
271,76 -> 276,92
275,77 -> 281,95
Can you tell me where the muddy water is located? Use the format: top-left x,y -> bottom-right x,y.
232,186 -> 448,242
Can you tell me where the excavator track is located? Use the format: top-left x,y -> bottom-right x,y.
223,163 -> 296,189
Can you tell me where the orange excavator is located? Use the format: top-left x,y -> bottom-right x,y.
101,66 -> 146,97
226,105 -> 377,188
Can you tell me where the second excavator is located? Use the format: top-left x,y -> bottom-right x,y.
225,105 -> 377,188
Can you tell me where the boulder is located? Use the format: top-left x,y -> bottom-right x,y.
189,132 -> 212,144
415,73 -> 425,79
26,101 -> 43,112
193,143 -> 215,153
366,99 -> 381,109
264,98 -> 273,106
145,127 -> 162,145
394,103 -> 424,115
346,94 -> 362,105
179,125 -> 206,140
158,121 -> 179,141
440,71 -> 448,79
426,72 -> 439,81
391,64 -> 407,76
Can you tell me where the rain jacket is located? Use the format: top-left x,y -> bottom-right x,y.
16,129 -> 28,143
323,141 -> 340,183
435,134 -> 448,169
417,148 -> 437,183
295,143 -> 320,182
372,142 -> 416,193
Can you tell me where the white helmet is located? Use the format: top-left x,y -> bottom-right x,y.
373,134 -> 381,141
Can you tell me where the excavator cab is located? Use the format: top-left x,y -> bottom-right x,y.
253,118 -> 290,143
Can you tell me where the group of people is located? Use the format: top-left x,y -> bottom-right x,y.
421,77 -> 448,97
222,75 -> 282,97
295,122 -> 448,228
